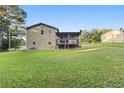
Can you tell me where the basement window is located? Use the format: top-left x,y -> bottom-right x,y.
48,42 -> 51,45
33,41 -> 36,45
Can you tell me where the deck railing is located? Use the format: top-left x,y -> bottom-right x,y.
56,39 -> 79,45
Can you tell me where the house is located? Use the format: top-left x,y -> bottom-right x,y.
101,28 -> 124,43
26,22 -> 82,50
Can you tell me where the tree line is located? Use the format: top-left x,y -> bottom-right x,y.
0,5 -> 26,51
81,29 -> 109,44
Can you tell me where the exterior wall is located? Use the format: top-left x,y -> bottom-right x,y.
27,25 -> 57,50
101,30 -> 124,43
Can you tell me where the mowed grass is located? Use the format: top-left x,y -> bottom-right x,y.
0,43 -> 124,87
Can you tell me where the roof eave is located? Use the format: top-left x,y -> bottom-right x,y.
26,22 -> 59,31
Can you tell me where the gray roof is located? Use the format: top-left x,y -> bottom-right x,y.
56,32 -> 81,36
26,22 -> 59,31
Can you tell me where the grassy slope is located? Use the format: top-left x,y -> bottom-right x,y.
0,43 -> 124,87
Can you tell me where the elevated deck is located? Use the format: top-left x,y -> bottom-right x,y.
56,39 -> 79,45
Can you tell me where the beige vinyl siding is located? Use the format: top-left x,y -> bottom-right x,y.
27,24 -> 57,50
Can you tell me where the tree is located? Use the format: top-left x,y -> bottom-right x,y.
81,28 -> 109,44
91,29 -> 101,43
0,5 -> 26,50
0,5 -> 7,48
81,30 -> 92,44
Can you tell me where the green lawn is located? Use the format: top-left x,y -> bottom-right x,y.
0,43 -> 124,88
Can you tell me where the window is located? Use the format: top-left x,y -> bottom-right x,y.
48,42 -> 51,45
49,30 -> 51,33
41,30 -> 44,35
33,41 -> 36,45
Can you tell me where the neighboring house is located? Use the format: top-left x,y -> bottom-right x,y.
26,22 -> 82,50
101,29 -> 124,43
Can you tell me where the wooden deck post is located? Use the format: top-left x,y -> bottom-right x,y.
68,33 -> 69,49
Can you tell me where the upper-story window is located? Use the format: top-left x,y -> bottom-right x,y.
41,30 -> 44,35
49,30 -> 51,33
